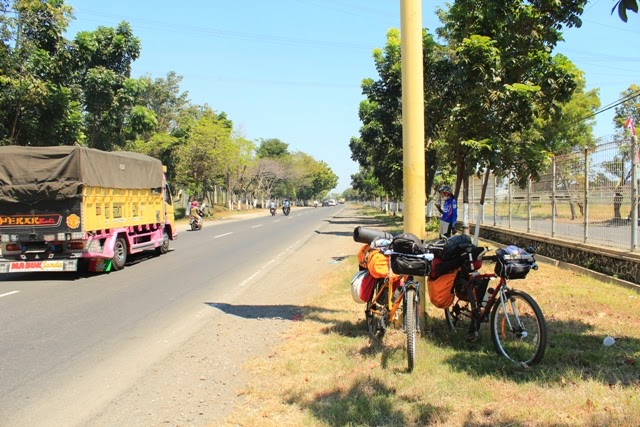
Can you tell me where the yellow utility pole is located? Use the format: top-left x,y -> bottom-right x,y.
400,1 -> 426,312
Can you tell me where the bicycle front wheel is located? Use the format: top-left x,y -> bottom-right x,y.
404,288 -> 418,372
490,289 -> 546,366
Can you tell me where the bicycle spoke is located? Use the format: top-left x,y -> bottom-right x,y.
490,290 -> 547,366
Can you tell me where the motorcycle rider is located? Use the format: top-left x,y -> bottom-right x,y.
283,198 -> 291,214
190,197 -> 204,227
269,198 -> 277,215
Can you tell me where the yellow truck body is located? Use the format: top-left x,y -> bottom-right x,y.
0,146 -> 176,273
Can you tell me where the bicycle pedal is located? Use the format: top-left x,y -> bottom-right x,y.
467,331 -> 479,343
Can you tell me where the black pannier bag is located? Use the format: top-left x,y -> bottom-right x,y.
495,245 -> 536,280
390,233 -> 425,254
441,234 -> 473,260
390,254 -> 430,276
432,242 -> 484,278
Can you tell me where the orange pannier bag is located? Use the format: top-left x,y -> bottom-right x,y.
427,269 -> 458,309
357,244 -> 370,269
367,249 -> 391,279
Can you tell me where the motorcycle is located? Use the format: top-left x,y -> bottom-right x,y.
314,201 -> 318,208
283,206 -> 291,216
189,210 -> 203,231
270,207 -> 276,216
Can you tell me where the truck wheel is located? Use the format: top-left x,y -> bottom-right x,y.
111,237 -> 127,271
156,230 -> 170,255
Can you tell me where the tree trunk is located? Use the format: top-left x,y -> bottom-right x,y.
473,168 -> 491,246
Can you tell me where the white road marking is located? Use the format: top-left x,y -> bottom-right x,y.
237,239 -> 302,287
251,224 -> 262,228
274,220 -> 281,223
214,232 -> 232,239
0,291 -> 20,298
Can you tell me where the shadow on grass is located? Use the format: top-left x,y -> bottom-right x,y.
286,377 -> 447,427
318,309 -> 639,388
426,314 -> 640,387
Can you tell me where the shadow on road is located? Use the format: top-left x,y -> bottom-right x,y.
205,302 -> 341,322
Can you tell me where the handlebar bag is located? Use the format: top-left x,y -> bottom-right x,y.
495,246 -> 535,279
390,254 -> 430,276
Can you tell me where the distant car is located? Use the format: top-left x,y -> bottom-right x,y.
329,199 -> 337,206
322,200 -> 329,207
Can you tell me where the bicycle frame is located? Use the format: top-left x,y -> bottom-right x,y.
369,276 -> 407,324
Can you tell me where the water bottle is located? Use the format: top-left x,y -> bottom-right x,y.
392,287 -> 402,302
482,287 -> 494,307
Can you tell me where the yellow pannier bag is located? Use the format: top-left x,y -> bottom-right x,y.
357,244 -> 370,269
367,249 -> 390,279
427,270 -> 458,309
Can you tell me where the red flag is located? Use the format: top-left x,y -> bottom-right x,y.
625,117 -> 636,136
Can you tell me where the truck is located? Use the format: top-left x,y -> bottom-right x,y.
0,146 -> 177,273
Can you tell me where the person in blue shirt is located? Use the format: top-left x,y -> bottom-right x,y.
436,185 -> 457,238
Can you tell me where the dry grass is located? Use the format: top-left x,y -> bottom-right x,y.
220,209 -> 640,427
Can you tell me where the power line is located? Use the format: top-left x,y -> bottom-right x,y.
573,89 -> 640,124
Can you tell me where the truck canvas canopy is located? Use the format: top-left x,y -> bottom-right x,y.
0,146 -> 164,203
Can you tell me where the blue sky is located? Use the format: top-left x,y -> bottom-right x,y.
64,0 -> 639,193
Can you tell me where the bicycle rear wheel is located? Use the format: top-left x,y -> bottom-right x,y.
404,288 -> 418,372
490,289 -> 546,366
365,279 -> 387,339
444,302 -> 473,333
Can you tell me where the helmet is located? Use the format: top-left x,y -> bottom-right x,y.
351,270 -> 368,303
351,270 -> 375,304
438,185 -> 452,194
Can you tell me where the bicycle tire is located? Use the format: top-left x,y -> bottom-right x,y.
405,288 -> 418,372
365,279 -> 387,339
444,303 -> 472,334
489,289 -> 547,366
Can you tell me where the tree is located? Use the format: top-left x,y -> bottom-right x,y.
610,85 -> 640,217
174,109 -> 234,197
613,85 -> 640,132
0,0 -> 81,146
71,22 -> 141,149
437,0 -> 587,190
350,167 -> 385,201
288,153 -> 338,201
349,29 -> 405,199
256,138 -> 289,158
138,71 -> 190,134
251,157 -> 287,200
613,0 -> 638,22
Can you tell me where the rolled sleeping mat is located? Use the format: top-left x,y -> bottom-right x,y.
353,226 -> 393,244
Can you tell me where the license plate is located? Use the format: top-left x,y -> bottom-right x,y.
0,259 -> 78,273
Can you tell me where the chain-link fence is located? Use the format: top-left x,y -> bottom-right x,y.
465,139 -> 639,252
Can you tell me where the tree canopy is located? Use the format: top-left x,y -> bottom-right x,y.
350,0 -> 599,200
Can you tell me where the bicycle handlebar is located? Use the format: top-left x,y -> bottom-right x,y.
381,250 -> 435,261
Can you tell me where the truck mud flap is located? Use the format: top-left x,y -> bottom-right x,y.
88,259 -> 112,272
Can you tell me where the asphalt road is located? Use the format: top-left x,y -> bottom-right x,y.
0,205 -> 347,426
